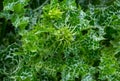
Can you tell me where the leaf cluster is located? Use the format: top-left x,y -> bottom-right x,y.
0,0 -> 120,81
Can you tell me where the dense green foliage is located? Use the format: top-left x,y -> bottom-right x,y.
0,0 -> 120,81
